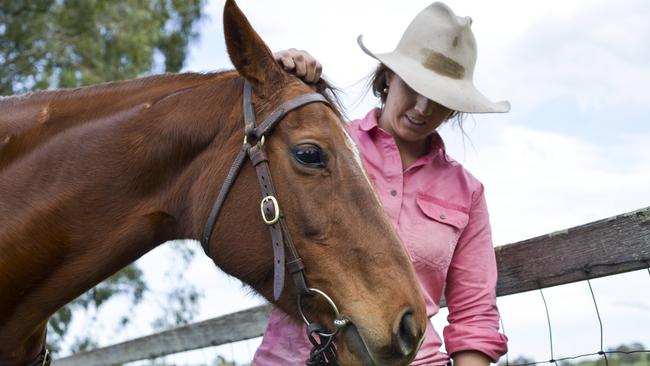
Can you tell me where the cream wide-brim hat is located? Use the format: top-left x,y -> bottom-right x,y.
358,2 -> 510,113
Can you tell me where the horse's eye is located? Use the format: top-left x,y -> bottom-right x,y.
292,144 -> 327,168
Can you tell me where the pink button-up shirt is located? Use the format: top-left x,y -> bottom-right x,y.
253,109 -> 507,365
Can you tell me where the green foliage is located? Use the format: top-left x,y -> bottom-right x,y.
46,241 -> 203,355
46,264 -> 147,353
506,356 -> 535,366
0,0 -> 204,95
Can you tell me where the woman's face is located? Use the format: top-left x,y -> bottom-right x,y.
378,72 -> 452,143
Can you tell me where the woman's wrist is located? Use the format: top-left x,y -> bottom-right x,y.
452,350 -> 491,366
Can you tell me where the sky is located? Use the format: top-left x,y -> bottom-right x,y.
63,0 -> 650,364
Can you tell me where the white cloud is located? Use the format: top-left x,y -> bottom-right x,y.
440,119 -> 650,244
501,0 -> 650,112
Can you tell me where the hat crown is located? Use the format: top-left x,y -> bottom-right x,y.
395,2 -> 477,80
356,1 -> 510,113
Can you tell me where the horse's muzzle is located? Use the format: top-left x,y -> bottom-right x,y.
340,308 -> 425,366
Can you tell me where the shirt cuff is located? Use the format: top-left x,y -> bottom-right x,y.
443,323 -> 508,363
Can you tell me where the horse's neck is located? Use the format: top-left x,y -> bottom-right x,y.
0,72 -> 244,353
0,73 -> 221,169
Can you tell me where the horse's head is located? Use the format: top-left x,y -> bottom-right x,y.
202,1 -> 428,364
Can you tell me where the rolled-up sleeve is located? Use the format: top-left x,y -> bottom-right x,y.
443,185 -> 508,362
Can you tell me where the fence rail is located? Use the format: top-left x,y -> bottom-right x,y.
54,207 -> 650,366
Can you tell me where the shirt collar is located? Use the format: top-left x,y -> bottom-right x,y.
358,108 -> 448,167
410,132 -> 446,169
358,108 -> 379,132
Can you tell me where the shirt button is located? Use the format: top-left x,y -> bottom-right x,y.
440,214 -> 446,220
390,190 -> 398,196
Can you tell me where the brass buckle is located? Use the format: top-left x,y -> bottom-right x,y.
260,196 -> 280,225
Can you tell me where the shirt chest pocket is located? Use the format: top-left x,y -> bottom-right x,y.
405,194 -> 470,270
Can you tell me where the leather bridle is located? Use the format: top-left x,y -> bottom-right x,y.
26,343 -> 51,366
201,80 -> 349,364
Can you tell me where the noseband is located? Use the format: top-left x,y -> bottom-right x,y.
201,80 -> 349,365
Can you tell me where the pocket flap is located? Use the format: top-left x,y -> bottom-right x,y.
416,195 -> 469,230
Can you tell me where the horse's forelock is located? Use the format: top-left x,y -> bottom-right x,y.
311,78 -> 346,122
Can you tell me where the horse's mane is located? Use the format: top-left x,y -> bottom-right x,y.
0,72 -> 225,106
0,72 -> 232,129
0,70 -> 343,133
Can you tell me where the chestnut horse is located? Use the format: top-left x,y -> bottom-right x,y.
0,1 -> 426,365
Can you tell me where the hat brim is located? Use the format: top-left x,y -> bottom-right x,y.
358,35 -> 510,113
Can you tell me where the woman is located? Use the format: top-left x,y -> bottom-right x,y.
254,2 -> 509,365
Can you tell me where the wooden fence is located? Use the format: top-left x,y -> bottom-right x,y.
54,207 -> 650,366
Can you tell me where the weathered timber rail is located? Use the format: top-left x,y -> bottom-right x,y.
54,206 -> 650,366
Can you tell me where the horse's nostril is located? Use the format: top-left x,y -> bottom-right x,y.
396,309 -> 419,357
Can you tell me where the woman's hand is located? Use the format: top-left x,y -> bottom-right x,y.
274,48 -> 322,83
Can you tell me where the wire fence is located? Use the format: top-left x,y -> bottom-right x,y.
59,268 -> 650,366
119,338 -> 260,366
53,207 -> 650,366
500,268 -> 650,366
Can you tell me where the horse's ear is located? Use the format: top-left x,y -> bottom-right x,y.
223,0 -> 284,93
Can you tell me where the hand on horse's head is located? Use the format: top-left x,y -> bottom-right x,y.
274,48 -> 322,83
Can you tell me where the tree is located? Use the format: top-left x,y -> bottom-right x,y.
45,241 -> 203,355
499,355 -> 535,366
1,0 -> 205,354
608,342 -> 647,364
0,0 -> 204,95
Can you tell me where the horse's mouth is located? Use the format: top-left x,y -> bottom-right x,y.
341,323 -> 377,366
340,322 -> 424,366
